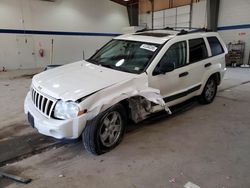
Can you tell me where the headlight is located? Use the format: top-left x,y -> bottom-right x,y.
54,100 -> 80,119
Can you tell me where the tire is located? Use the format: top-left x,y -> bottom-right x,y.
198,76 -> 217,104
83,103 -> 127,155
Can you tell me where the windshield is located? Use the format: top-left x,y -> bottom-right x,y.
87,40 -> 160,74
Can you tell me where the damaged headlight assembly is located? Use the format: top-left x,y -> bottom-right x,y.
54,100 -> 80,119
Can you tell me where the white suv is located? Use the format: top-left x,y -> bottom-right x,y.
24,29 -> 227,155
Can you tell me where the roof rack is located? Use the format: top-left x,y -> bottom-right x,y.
174,27 -> 212,35
136,27 -> 211,35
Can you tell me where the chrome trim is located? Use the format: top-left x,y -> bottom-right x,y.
30,87 -> 57,118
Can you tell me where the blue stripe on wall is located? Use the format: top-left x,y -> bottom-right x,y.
218,24 -> 250,31
0,29 -> 121,37
0,24 -> 249,36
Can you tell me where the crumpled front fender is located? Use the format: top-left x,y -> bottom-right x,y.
79,73 -> 171,121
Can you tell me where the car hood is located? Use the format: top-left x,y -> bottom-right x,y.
32,61 -> 138,101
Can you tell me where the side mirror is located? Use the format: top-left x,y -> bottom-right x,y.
159,62 -> 175,74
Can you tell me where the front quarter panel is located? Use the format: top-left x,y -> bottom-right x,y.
78,73 -> 167,121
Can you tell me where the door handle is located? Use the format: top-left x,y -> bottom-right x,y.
204,63 -> 212,68
179,72 -> 189,77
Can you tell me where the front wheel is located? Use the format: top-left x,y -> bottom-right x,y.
198,76 -> 217,104
83,104 -> 127,155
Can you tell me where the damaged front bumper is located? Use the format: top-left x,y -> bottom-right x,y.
24,92 -> 87,139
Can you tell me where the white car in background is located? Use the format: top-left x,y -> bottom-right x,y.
25,29 -> 227,155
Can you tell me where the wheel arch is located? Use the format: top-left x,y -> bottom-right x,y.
198,71 -> 221,96
212,72 -> 221,85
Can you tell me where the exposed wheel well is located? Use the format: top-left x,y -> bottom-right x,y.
210,72 -> 221,85
119,96 -> 152,123
119,99 -> 130,117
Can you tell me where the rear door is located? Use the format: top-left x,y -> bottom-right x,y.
184,37 -> 211,94
206,36 -> 226,71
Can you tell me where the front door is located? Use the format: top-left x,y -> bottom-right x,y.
149,40 -> 192,105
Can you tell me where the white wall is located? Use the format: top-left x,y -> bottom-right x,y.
218,0 -> 250,65
151,5 -> 191,29
0,0 -> 129,69
191,0 -> 207,28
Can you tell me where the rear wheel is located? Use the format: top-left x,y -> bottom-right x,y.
83,104 -> 127,155
198,76 -> 217,104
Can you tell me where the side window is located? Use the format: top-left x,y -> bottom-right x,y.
189,38 -> 208,63
154,41 -> 187,75
207,36 -> 224,56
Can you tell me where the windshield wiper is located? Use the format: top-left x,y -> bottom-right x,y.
88,60 -> 135,74
100,64 -> 113,69
102,63 -> 137,74
114,66 -> 132,73
86,59 -> 98,65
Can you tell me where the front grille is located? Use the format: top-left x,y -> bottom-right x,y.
31,87 -> 57,118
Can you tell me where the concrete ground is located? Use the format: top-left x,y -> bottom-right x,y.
0,68 -> 250,188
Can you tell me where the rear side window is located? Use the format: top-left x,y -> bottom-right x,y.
189,38 -> 208,63
207,37 -> 224,56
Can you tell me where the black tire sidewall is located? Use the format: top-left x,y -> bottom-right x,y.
201,77 -> 217,104
83,104 -> 127,155
98,105 -> 127,152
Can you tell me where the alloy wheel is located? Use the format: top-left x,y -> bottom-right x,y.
99,111 -> 122,147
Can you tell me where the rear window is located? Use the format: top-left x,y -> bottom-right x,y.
189,38 -> 208,63
207,37 -> 224,56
